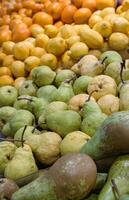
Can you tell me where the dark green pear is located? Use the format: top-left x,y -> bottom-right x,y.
119,194 -> 129,200
32,66 -> 56,87
100,51 -> 122,67
18,80 -> 38,96
73,75 -> 93,95
54,69 -> 76,87
84,194 -> 98,200
36,85 -> 57,102
52,82 -> 74,103
0,86 -> 18,107
46,110 -> 81,137
80,111 -> 129,160
98,155 -> 129,200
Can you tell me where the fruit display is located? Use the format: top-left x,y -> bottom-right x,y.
2,0 -> 129,200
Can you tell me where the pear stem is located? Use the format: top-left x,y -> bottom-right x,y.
17,97 -> 33,102
86,90 -> 98,102
64,76 -> 76,84
31,124 -> 39,133
21,125 -> 27,148
111,179 -> 120,200
101,56 -> 108,64
120,61 -> 126,84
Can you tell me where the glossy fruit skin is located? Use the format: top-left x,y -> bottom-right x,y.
74,8 -> 92,24
61,5 -> 77,24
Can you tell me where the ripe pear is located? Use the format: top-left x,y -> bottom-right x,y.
0,86 -> 18,107
60,131 -> 91,155
46,110 -> 81,137
88,75 -> 117,100
26,132 -> 62,165
18,80 -> 38,96
0,178 -> 19,199
4,110 -> 35,136
36,85 -> 57,102
0,106 -> 16,129
4,145 -> 38,180
14,126 -> 41,147
100,50 -> 122,67
54,69 -> 76,87
98,94 -> 120,115
73,75 -> 93,95
0,142 -> 17,174
32,66 -> 56,87
38,101 -> 68,129
68,94 -> 95,113
52,82 -> 75,103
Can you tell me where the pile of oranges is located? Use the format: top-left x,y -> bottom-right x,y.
0,0 -> 125,87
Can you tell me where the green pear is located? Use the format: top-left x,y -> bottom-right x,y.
18,80 -> 38,96
2,123 -> 12,137
13,95 -> 34,112
4,145 -> 38,180
26,132 -> 62,165
60,131 -> 91,155
87,75 -> 117,100
100,51 -> 122,67
82,101 -> 102,118
119,83 -> 129,111
0,142 -> 17,174
52,82 -> 75,103
38,101 -> 68,129
0,86 -> 18,107
5,110 -> 35,136
54,69 -> 76,87
0,106 -> 16,129
46,110 -> 81,137
73,75 -> 93,95
36,85 -> 57,102
97,94 -> 120,115
119,194 -> 129,200
14,126 -> 41,147
98,155 -> 129,200
31,65 -> 56,87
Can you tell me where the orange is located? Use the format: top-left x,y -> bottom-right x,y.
10,18 -> 23,30
47,2 -> 63,21
61,4 -> 77,24
96,0 -> 115,10
14,77 -> 26,90
33,12 -> 53,27
22,17 -> 32,27
73,8 -> 92,24
71,0 -> 83,8
1,15 -> 10,25
0,67 -> 12,76
12,23 -> 31,42
0,28 -> 12,45
10,60 -> 26,78
0,75 -> 14,86
18,8 -> 32,17
82,0 -> 97,12
24,56 -> 40,72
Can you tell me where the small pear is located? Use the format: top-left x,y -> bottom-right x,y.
4,145 -> 38,180
18,80 -> 38,96
0,142 -> 17,174
36,85 -> 57,102
26,132 -> 62,165
0,106 -> 16,129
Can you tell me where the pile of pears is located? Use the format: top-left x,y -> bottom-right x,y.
1,50 -> 129,199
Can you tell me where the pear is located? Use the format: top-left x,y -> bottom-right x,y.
84,194 -> 98,200
31,65 -> 56,87
0,178 -> 19,199
97,94 -> 120,115
0,86 -> 18,107
0,106 -> 16,129
52,82 -> 75,103
73,75 -> 93,95
36,85 -> 57,102
60,131 -> 91,155
99,155 -> 129,200
38,101 -> 68,129
54,69 -> 76,87
13,95 -> 34,112
0,142 -> 17,174
88,75 -> 117,100
81,101 -> 107,137
18,80 -> 38,96
100,50 -> 122,67
26,132 -> 62,165
68,94 -> 95,113
4,110 -> 35,136
4,145 -> 38,180
46,110 -> 81,137
2,123 -> 12,137
119,83 -> 129,110
14,126 -> 41,147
